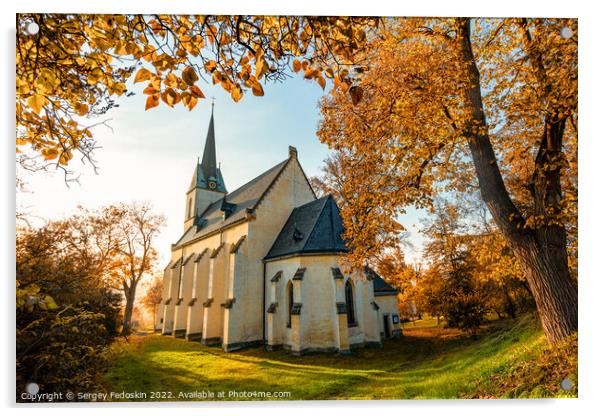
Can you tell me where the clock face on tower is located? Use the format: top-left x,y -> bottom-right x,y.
208,181 -> 217,190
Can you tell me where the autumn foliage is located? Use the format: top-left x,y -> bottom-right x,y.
317,18 -> 577,343
16,15 -> 578,344
16,14 -> 376,176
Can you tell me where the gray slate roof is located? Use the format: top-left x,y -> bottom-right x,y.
367,267 -> 400,296
201,109 -> 218,182
174,159 -> 290,248
264,195 -> 348,260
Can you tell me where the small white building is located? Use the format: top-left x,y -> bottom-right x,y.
157,110 -> 402,354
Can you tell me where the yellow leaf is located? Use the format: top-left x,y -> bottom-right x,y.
16,78 -> 30,95
255,57 -> 269,80
74,102 -> 89,116
42,148 -> 59,160
59,150 -> 73,166
109,82 -> 127,96
161,88 -> 179,107
230,85 -> 243,102
34,69 -> 60,94
134,68 -> 152,83
88,68 -> 104,85
27,94 -> 48,113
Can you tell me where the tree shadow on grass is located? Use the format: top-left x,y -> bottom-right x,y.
103,317 -> 539,401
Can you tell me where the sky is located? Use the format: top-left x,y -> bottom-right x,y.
17,72 -> 426,266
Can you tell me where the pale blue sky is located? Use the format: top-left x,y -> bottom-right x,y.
17,72 -> 425,265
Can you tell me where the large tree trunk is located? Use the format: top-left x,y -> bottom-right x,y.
456,18 -> 577,344
511,235 -> 577,341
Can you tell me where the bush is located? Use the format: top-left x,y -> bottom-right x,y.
16,282 -> 122,401
444,290 -> 488,337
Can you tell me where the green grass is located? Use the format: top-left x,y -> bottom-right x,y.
102,314 -> 577,401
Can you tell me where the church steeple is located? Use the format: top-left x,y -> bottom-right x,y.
184,104 -> 227,230
201,104 -> 217,183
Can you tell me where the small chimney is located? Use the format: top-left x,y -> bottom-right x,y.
288,146 -> 298,159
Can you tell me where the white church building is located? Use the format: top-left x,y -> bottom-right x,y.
157,110 -> 402,354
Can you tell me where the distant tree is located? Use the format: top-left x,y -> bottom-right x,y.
16,218 -> 122,398
309,152 -> 348,205
105,202 -> 165,335
141,275 -> 163,329
410,267 -> 447,324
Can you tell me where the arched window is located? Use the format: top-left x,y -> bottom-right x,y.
287,281 -> 294,328
345,280 -> 356,326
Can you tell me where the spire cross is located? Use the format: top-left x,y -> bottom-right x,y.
211,96 -> 216,109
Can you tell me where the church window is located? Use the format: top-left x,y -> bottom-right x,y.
345,280 -> 357,326
287,281 -> 294,328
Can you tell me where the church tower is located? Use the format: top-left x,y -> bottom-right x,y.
184,105 -> 227,230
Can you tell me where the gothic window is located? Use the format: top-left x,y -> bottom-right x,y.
177,266 -> 183,299
287,281 -> 294,328
345,279 -> 357,326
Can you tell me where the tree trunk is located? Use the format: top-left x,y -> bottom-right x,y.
121,282 -> 137,335
502,286 -> 517,320
511,236 -> 577,341
153,304 -> 157,331
456,18 -> 577,344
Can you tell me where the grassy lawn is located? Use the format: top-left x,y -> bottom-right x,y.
102,314 -> 577,401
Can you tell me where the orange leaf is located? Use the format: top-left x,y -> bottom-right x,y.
134,68 -> 152,83
145,94 -> 159,110
190,85 -> 205,98
188,95 -> 198,111
204,60 -> 217,73
230,85 -> 243,102
292,59 -> 302,73
316,76 -> 326,90
252,82 -> 264,97
182,66 -> 199,86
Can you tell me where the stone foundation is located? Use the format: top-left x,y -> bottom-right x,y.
223,339 -> 263,352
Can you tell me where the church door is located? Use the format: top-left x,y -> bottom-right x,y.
383,314 -> 391,338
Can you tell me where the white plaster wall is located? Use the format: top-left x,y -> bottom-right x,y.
375,294 -> 402,336
246,157 -> 316,342
265,254 -> 384,351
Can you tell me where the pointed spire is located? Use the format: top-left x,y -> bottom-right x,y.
201,102 -> 217,181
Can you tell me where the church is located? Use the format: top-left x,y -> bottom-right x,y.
157,109 -> 402,354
